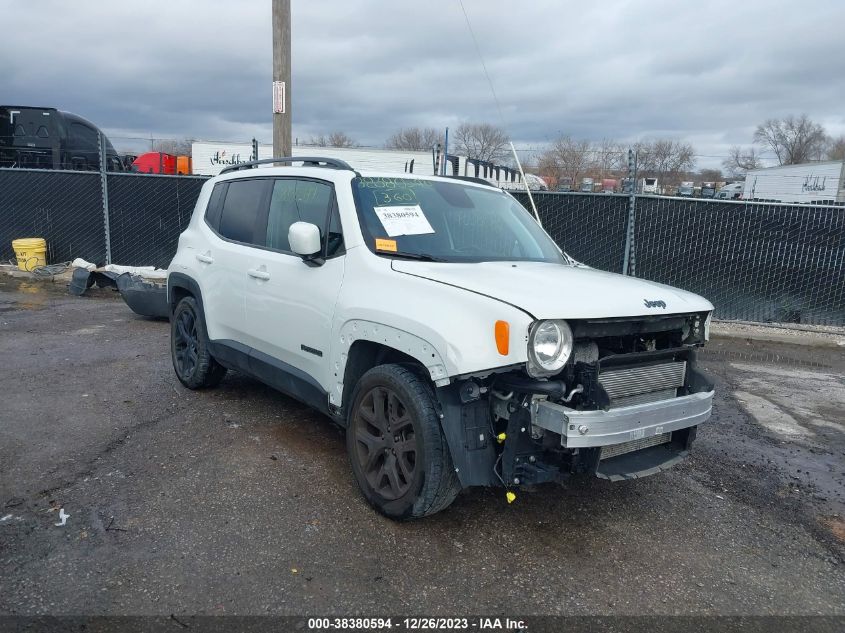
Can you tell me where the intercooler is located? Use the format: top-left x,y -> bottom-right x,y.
600,431 -> 672,460
598,361 -> 687,408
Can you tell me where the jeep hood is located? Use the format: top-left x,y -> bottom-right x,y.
391,260 -> 713,320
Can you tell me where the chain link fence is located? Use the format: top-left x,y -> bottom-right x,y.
107,173 -> 208,267
0,168 -> 208,269
513,191 -> 845,325
0,170 -> 842,325
0,169 -> 107,265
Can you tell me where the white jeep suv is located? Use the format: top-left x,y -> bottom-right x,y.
168,157 -> 715,520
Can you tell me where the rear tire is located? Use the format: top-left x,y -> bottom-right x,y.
346,364 -> 461,520
171,296 -> 227,389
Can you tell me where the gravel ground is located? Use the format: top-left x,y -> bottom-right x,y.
1,276 -> 843,617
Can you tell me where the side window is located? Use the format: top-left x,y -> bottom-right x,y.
218,179 -> 267,244
68,122 -> 99,152
204,182 -> 227,231
266,179 -> 343,255
325,199 -> 344,257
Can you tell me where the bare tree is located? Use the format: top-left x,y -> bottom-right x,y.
328,131 -> 356,148
386,127 -> 440,151
753,114 -> 828,165
452,123 -> 509,163
307,132 -> 355,148
594,138 -> 625,179
827,135 -> 845,161
722,145 -> 763,177
698,168 -> 723,183
538,135 -> 593,186
152,138 -> 193,155
635,139 -> 696,186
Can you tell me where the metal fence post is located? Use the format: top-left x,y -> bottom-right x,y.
622,149 -> 638,276
98,132 -> 112,264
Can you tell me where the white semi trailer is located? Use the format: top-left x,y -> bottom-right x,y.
743,161 -> 845,204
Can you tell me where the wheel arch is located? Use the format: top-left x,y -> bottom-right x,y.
167,272 -> 204,316
332,320 -> 449,417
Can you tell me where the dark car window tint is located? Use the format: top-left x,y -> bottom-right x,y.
266,179 -> 334,252
68,122 -> 99,152
204,182 -> 227,231
325,199 -> 344,257
218,179 -> 266,244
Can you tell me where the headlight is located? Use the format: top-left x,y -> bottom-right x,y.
527,320 -> 573,377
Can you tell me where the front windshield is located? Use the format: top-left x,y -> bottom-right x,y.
352,176 -> 567,264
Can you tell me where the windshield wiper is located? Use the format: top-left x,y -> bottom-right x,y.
379,251 -> 445,262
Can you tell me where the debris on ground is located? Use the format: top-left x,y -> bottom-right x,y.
68,259 -> 169,318
54,508 -> 70,527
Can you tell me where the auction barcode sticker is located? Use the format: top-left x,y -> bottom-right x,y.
373,205 -> 434,237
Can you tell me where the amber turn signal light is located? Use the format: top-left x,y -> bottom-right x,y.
495,320 -> 510,355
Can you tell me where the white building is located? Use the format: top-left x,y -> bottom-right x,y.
190,141 -> 525,188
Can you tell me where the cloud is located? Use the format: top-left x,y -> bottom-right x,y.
2,0 -> 843,167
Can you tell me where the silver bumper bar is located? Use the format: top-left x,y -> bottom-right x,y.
531,391 -> 714,448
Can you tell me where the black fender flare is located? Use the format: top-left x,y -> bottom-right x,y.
167,272 -> 205,317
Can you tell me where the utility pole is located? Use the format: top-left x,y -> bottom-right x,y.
272,0 -> 291,158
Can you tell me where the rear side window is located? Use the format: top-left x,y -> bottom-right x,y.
218,179 -> 267,244
266,179 -> 342,255
204,182 -> 227,230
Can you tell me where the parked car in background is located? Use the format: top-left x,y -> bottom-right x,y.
701,182 -> 716,198
601,178 -> 618,193
677,181 -> 695,197
580,177 -> 594,192
556,177 -> 572,192
0,105 -> 123,171
717,182 -> 744,200
167,156 -> 716,520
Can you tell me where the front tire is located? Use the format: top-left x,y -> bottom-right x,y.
171,296 -> 227,389
346,364 -> 460,520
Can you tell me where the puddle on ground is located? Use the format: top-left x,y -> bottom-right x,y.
0,277 -> 65,312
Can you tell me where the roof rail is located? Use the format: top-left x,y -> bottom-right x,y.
219,156 -> 355,174
446,175 -> 499,188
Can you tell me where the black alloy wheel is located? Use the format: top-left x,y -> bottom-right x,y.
346,364 -> 461,519
353,385 -> 418,500
170,296 -> 227,389
173,307 -> 199,381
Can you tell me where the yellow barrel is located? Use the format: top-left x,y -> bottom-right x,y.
12,238 -> 48,272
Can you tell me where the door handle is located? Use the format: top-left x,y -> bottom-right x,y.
247,268 -> 271,281
196,253 -> 214,264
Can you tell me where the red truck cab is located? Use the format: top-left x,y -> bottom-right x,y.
132,152 -> 177,174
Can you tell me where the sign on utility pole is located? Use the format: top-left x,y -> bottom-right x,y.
272,0 -> 291,158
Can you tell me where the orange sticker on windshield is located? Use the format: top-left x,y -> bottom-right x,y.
375,238 -> 397,252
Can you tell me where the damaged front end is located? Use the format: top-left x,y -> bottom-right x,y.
436,312 -> 715,489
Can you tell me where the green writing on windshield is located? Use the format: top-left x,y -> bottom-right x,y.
372,188 -> 418,206
357,177 -> 434,190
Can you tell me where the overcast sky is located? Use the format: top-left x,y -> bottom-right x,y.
3,0 -> 843,168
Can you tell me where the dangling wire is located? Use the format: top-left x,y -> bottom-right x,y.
456,0 -> 542,225
457,0 -> 506,126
